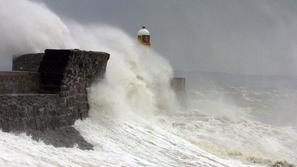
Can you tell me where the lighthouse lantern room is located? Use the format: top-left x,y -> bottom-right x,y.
137,26 -> 151,46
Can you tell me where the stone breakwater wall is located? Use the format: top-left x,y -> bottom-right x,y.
0,71 -> 40,94
0,49 -> 110,132
0,94 -> 67,132
13,53 -> 43,72
171,77 -> 187,106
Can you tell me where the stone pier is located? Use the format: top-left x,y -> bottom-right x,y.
0,49 -> 109,132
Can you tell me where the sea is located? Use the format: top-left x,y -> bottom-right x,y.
0,0 -> 296,166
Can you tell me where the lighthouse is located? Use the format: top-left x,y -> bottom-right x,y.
137,25 -> 187,106
137,26 -> 151,46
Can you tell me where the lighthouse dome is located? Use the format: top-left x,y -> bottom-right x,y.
137,26 -> 150,36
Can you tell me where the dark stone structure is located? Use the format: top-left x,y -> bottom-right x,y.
171,77 -> 187,106
171,77 -> 186,94
0,49 -> 109,132
13,53 -> 43,72
0,71 -> 40,94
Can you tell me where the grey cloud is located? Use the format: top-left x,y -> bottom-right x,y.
13,0 -> 297,76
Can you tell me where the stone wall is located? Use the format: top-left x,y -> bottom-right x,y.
38,49 -> 109,93
171,77 -> 186,93
39,49 -> 110,121
0,49 -> 110,132
0,71 -> 40,94
0,94 -> 70,132
171,77 -> 187,106
13,53 -> 43,72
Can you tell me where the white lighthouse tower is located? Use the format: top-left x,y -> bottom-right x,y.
137,26 -> 151,46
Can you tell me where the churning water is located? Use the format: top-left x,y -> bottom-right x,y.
0,0 -> 296,166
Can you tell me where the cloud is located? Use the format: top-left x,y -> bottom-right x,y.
6,0 -> 297,76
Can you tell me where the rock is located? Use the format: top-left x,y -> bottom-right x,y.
26,127 -> 94,150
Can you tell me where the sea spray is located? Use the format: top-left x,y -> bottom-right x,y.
157,89 -> 297,165
70,23 -> 178,116
0,0 -> 76,67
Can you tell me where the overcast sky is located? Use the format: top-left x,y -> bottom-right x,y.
26,0 -> 297,76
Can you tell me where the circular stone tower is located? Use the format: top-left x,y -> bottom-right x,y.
137,26 -> 151,46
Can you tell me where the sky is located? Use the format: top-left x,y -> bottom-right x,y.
8,0 -> 297,76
